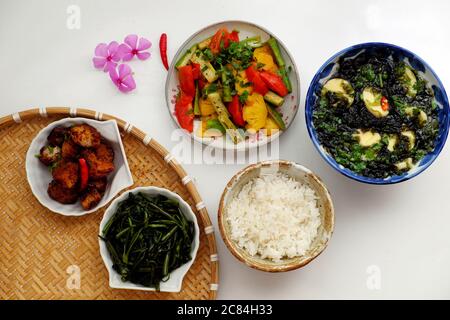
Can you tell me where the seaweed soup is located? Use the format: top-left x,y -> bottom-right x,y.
312,49 -> 439,179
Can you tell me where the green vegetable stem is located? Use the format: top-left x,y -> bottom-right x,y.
101,192 -> 195,290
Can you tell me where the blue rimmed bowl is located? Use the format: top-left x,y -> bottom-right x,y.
305,42 -> 449,184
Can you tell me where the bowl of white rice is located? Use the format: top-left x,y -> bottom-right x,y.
218,160 -> 334,272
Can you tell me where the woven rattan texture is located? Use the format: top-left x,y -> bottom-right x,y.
0,114 -> 217,300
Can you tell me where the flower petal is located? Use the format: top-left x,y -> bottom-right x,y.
107,41 -> 119,55
121,53 -> 134,61
109,66 -> 119,83
124,34 -> 138,49
95,43 -> 108,57
122,74 -> 136,90
137,37 -> 151,51
111,52 -> 122,62
119,44 -> 135,61
104,61 -> 117,73
118,84 -> 133,93
116,44 -> 130,60
111,51 -> 123,62
136,51 -> 151,60
118,64 -> 132,78
93,57 -> 106,69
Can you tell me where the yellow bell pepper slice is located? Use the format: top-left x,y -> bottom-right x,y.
199,97 -> 216,116
264,117 -> 280,136
243,93 -> 268,132
253,45 -> 278,73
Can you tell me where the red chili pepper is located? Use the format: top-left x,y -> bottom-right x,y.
175,92 -> 194,132
259,71 -> 288,97
78,158 -> 89,191
381,96 -> 389,111
245,64 -> 269,95
178,65 -> 196,97
159,33 -> 169,70
227,95 -> 246,127
191,63 -> 201,80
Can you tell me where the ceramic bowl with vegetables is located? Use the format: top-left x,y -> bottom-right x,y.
165,20 -> 300,150
305,43 -> 449,184
99,186 -> 200,292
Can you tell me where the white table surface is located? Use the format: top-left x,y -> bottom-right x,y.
1,0 -> 449,299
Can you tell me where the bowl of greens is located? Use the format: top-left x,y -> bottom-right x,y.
305,42 -> 449,184
165,20 -> 300,150
99,186 -> 199,292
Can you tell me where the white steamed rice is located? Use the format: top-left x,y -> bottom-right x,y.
226,172 -> 321,262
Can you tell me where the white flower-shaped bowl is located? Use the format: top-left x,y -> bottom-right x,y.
25,117 -> 134,216
98,186 -> 200,292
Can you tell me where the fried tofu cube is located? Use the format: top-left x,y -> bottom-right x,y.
80,187 -> 102,210
52,161 -> 79,189
70,124 -> 101,148
47,126 -> 68,147
92,159 -> 115,179
61,139 -> 79,160
89,177 -> 108,193
95,142 -> 114,162
82,150 -> 115,179
39,145 -> 61,166
48,180 -> 79,204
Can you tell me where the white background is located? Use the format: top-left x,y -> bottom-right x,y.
1,0 -> 449,299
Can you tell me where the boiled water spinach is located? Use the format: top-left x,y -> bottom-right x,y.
100,192 -> 195,290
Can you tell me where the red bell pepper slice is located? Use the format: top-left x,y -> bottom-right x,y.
259,71 -> 289,97
227,95 -> 245,127
175,93 -> 194,132
78,158 -> 89,191
228,30 -> 239,43
209,28 -> 228,54
223,30 -> 239,48
245,65 -> 269,95
381,96 -> 389,111
198,77 -> 207,91
191,63 -> 201,80
178,65 -> 195,97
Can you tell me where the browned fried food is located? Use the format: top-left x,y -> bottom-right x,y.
89,177 -> 108,193
52,161 -> 79,189
70,124 -> 101,148
48,180 -> 79,204
95,142 -> 114,162
39,145 -> 61,166
80,187 -> 102,210
47,127 -> 68,147
61,139 -> 79,160
82,150 -> 115,179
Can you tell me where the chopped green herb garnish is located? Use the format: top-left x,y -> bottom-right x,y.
239,90 -> 250,104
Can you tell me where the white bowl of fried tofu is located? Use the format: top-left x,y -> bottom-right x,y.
26,118 -> 134,216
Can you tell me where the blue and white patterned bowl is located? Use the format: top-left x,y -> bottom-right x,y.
305,42 -> 449,184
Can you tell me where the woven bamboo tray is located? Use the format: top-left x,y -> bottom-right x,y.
0,107 -> 219,300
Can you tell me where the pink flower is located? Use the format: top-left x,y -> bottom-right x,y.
93,41 -> 123,72
119,34 -> 151,61
109,64 -> 136,93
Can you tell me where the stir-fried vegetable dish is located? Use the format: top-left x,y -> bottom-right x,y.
174,28 -> 291,143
